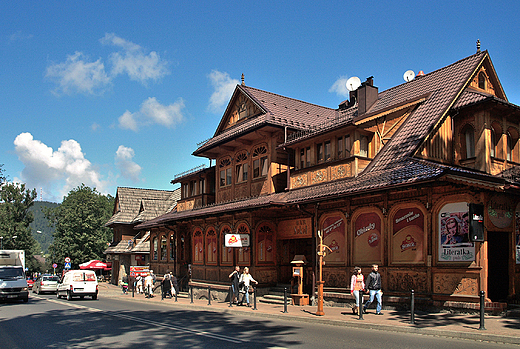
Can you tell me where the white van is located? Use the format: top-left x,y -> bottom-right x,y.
56,270 -> 98,301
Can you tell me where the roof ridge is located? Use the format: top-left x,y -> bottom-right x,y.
242,85 -> 336,111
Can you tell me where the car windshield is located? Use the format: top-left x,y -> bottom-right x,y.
0,267 -> 25,279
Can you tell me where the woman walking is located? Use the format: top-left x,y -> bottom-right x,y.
350,266 -> 365,314
238,267 -> 258,307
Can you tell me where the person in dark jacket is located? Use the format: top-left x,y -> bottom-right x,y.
229,266 -> 240,304
363,264 -> 383,315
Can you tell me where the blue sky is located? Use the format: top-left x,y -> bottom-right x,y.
2,1 -> 520,202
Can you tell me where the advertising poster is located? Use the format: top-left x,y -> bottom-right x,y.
438,202 -> 474,261
130,266 -> 149,277
354,212 -> 382,264
321,215 -> 345,263
392,207 -> 425,263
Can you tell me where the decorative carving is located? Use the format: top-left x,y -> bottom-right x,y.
323,269 -> 346,288
311,169 -> 328,184
433,273 -> 478,296
331,164 -> 350,180
387,271 -> 427,293
291,174 -> 308,188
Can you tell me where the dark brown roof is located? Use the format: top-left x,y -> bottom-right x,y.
193,85 -> 337,156
105,187 -> 180,227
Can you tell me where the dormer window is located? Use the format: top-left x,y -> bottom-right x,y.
478,72 -> 486,90
238,101 -> 248,120
461,124 -> 475,158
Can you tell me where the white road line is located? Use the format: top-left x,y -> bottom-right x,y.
42,296 -> 247,344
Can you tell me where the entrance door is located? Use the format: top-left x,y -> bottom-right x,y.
277,238 -> 313,284
487,231 -> 510,302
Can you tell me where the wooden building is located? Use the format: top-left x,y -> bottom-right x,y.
137,48 -> 520,307
105,187 -> 180,284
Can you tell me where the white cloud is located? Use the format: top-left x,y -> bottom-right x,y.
45,52 -> 111,96
118,97 -> 185,132
100,33 -> 170,84
115,145 -> 142,182
8,30 -> 33,43
329,75 -> 350,98
207,70 -> 239,112
13,132 -> 109,201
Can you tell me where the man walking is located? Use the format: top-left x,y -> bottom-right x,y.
363,264 -> 383,315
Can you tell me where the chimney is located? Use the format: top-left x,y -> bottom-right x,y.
357,76 -> 378,115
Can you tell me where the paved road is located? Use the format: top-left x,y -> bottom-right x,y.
0,293 -> 516,348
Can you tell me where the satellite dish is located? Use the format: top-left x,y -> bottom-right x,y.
403,70 -> 415,82
346,76 -> 361,91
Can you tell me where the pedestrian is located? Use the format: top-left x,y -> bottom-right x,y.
363,264 -> 383,315
238,267 -> 258,307
229,265 -> 240,304
162,272 -> 172,298
350,266 -> 364,314
170,272 -> 178,296
144,272 -> 154,297
136,275 -> 143,294
121,275 -> 129,294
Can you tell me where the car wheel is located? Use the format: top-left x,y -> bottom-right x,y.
80,296 -> 84,299
56,292 -> 60,299
92,294 -> 97,300
23,297 -> 28,303
66,291 -> 72,301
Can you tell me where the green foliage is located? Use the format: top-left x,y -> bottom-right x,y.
0,181 -> 39,269
47,184 -> 114,269
29,201 -> 59,254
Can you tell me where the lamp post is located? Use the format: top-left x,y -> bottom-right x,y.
316,230 -> 332,316
0,236 -> 3,250
12,236 -> 17,249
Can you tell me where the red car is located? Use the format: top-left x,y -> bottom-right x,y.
26,278 -> 35,290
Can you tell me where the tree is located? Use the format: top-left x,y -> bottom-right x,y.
47,184 -> 114,269
0,181 -> 39,270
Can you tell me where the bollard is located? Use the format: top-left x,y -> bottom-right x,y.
229,286 -> 233,307
478,290 -> 486,330
174,287 -> 178,302
253,286 -> 257,311
283,287 -> 288,313
358,290 -> 364,320
208,286 -> 212,305
132,282 -> 135,298
161,284 -> 164,300
410,289 -> 415,324
190,285 -> 194,304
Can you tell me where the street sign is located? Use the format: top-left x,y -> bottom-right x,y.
65,257 -> 71,263
64,262 -> 71,269
52,263 -> 57,268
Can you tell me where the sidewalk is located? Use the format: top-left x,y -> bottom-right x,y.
99,283 -> 520,345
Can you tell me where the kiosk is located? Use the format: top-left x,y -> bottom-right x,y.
290,255 -> 309,306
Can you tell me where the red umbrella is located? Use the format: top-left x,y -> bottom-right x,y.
79,260 -> 108,270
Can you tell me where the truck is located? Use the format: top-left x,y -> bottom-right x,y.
0,250 -> 29,302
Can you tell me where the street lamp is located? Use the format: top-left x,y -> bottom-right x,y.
0,236 -> 3,250
12,236 -> 17,249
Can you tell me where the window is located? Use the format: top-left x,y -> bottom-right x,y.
190,180 -> 196,196
205,227 -> 217,265
160,235 -> 167,260
182,183 -> 189,198
219,158 -> 232,187
193,229 -> 204,264
238,101 -> 248,120
324,141 -> 331,161
236,224 -> 250,266
220,226 -> 233,265
462,124 -> 475,158
359,135 -> 368,157
235,152 -> 248,183
507,132 -> 513,161
152,237 -> 158,260
490,123 -> 501,158
478,72 -> 486,90
490,127 -> 496,158
317,143 -> 324,163
507,128 -> 519,162
252,145 -> 268,178
257,223 -> 275,264
169,234 -> 175,260
199,178 -> 205,194
300,147 -> 311,169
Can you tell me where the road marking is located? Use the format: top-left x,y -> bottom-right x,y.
43,296 -> 247,344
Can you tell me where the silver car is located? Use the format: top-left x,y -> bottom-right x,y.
33,275 -> 60,294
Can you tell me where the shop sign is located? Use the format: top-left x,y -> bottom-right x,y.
278,218 -> 312,239
130,265 -> 149,277
392,207 -> 424,263
225,234 -> 250,247
488,194 -> 514,229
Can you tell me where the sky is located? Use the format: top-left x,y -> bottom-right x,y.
2,1 -> 520,203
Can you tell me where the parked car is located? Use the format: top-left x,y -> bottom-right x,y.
56,270 -> 98,301
26,277 -> 35,290
33,274 -> 60,294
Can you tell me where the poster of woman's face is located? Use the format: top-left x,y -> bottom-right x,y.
438,202 -> 475,262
